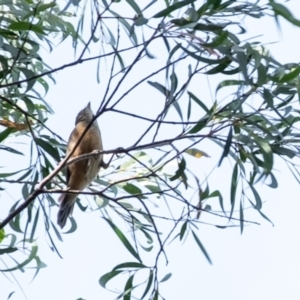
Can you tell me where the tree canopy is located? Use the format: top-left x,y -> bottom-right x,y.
1,0 -> 300,299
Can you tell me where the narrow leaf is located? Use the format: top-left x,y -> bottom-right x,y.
192,231 -> 212,264
104,218 -> 141,262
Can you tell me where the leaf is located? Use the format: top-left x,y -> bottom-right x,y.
248,184 -> 262,210
113,262 -> 146,270
278,66 -> 300,83
0,128 -> 15,143
153,0 -> 197,18
0,247 -> 18,255
179,221 -> 187,241
64,217 -> 77,234
188,119 -> 207,134
35,138 -> 60,161
216,80 -> 245,93
269,2 -> 300,27
6,292 -> 15,300
99,270 -> 122,288
160,273 -> 172,283
8,22 -> 45,34
202,31 -> 229,47
239,201 -> 244,234
251,135 -> 273,174
170,158 -> 188,188
104,218 -> 141,262
19,68 -> 36,92
206,58 -> 231,75
29,208 -> 40,242
267,172 -> 278,189
188,91 -> 209,113
229,163 -> 239,219
9,201 -> 22,233
185,148 -> 210,158
147,81 -> 169,96
218,126 -> 233,166
126,0 -> 142,14
135,17 -> 148,26
0,145 -> 23,155
0,228 -> 4,243
30,255 -> 47,281
192,231 -> 212,264
145,184 -> 161,194
0,242 -> 38,272
123,274 -> 134,300
141,271 -> 153,299
123,183 -> 142,195
36,2 -> 57,13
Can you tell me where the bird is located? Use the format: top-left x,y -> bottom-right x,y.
57,102 -> 106,229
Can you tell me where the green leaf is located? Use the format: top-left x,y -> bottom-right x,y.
269,2 -> 300,27
0,128 -> 15,143
141,271 -> 153,299
147,81 -> 169,96
206,58 -> 231,75
248,184 -> 262,210
113,262 -> 146,270
192,231 -> 212,264
218,126 -> 233,166
216,80 -> 245,93
160,273 -> 172,283
8,22 -> 45,34
239,201 -> 244,234
123,274 -> 134,300
104,218 -> 141,262
180,221 -> 187,241
0,242 -> 38,272
0,145 -> 23,156
180,45 -> 224,64
202,31 -> 229,47
135,17 -> 148,26
9,201 -> 22,233
208,190 -> 225,214
144,184 -> 161,194
64,217 -> 77,234
29,208 -> 40,242
36,2 -> 57,13
188,91 -> 209,113
251,135 -> 273,174
185,148 -> 210,158
126,0 -> 142,15
123,183 -> 142,195
229,163 -> 239,219
6,291 -> 15,300
267,172 -> 278,189
99,270 -> 122,288
153,0 -> 196,18
35,138 -> 60,161
170,158 -> 188,188
0,247 -> 18,255
0,228 -> 4,243
153,290 -> 159,300
278,66 -> 300,83
19,68 -> 36,92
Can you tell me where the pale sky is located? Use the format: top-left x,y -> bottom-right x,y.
1,1 -> 300,300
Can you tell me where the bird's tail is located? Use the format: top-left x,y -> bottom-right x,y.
57,193 -> 77,229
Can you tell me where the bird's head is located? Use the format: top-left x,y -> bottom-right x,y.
75,102 -> 94,125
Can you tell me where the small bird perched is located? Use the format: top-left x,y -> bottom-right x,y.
57,102 -> 106,229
